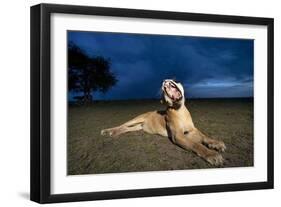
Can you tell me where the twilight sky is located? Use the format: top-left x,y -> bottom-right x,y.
68,31 -> 253,100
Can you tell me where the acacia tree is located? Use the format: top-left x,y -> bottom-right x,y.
68,42 -> 117,103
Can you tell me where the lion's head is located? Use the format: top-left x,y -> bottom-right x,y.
161,79 -> 185,109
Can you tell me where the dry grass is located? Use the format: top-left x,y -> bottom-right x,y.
67,99 -> 253,175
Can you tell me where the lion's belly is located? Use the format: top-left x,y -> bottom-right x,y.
142,111 -> 168,137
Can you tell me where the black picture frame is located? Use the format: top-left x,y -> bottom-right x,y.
30,3 -> 274,204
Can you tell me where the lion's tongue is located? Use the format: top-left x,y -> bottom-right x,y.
170,87 -> 179,100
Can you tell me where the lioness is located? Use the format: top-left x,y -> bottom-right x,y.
101,79 -> 226,166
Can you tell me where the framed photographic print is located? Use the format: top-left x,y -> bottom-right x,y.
30,3 -> 274,203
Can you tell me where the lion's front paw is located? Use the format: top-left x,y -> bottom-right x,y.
208,141 -> 226,152
205,152 -> 224,166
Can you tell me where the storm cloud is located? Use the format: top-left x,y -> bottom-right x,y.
68,31 -> 253,100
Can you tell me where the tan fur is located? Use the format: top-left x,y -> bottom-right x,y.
101,79 -> 226,166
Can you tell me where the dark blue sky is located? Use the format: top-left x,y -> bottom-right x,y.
68,31 -> 253,100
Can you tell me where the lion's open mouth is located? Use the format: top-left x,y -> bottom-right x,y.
163,81 -> 182,101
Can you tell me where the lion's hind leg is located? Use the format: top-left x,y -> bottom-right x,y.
101,124 -> 143,137
101,113 -> 149,137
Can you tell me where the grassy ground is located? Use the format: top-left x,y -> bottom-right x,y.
67,99 -> 253,175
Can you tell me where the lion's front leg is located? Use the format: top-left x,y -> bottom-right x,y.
173,131 -> 224,166
196,129 -> 226,152
204,138 -> 226,152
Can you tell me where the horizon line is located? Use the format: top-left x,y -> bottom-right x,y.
68,96 -> 253,102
